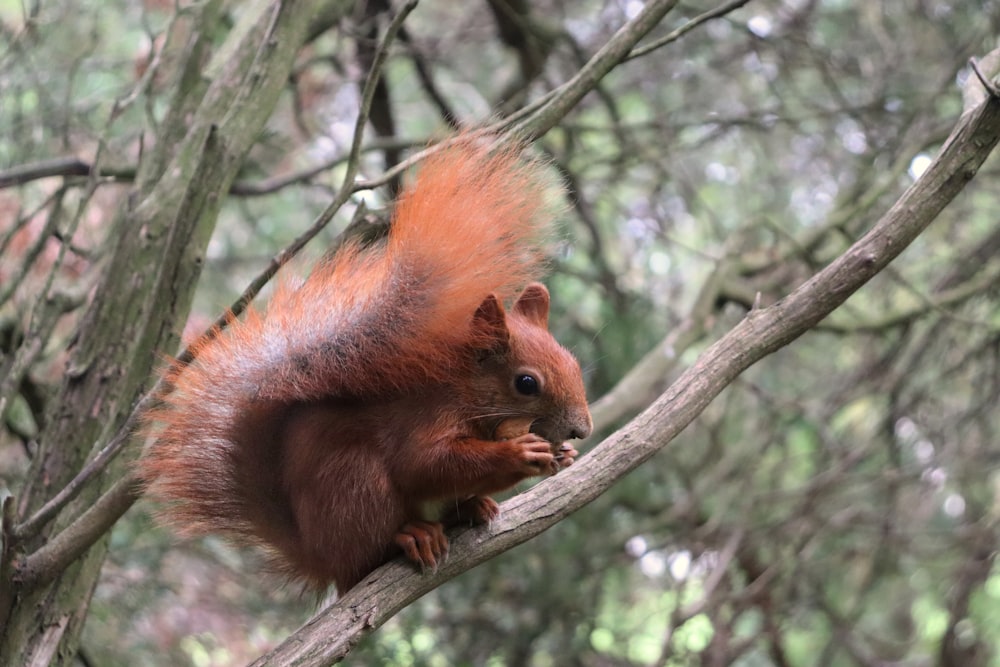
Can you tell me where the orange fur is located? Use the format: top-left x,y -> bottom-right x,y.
138,139 -> 592,593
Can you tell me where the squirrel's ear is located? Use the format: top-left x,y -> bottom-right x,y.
472,293 -> 510,353
513,282 -> 550,328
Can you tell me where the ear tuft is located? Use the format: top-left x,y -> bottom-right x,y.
513,282 -> 550,328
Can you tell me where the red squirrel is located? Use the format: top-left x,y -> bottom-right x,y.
138,140 -> 593,593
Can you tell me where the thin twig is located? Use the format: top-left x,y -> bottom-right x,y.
511,0 -> 682,140
626,0 -> 753,62
968,57 -> 1000,99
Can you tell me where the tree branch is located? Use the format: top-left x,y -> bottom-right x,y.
253,81 -> 1000,667
510,0 -> 681,139
350,0 -> 686,194
625,0 -> 753,62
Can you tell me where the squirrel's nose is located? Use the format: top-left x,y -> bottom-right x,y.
568,410 -> 593,440
535,410 -> 592,443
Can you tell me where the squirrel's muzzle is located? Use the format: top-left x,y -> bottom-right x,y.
533,407 -> 593,444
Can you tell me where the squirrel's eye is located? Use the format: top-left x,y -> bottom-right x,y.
514,374 -> 540,396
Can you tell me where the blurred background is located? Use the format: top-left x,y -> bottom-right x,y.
2,1 -> 1000,665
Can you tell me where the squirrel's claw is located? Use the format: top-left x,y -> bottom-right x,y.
395,520 -> 449,573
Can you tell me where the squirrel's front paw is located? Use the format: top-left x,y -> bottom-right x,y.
510,433 -> 558,476
554,442 -> 578,469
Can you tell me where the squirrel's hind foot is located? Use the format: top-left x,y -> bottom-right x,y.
395,520 -> 449,572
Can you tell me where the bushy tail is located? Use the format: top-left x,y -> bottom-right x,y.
139,137 -> 561,541
249,137 -> 562,400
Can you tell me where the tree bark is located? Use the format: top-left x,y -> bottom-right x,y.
0,2 -> 339,663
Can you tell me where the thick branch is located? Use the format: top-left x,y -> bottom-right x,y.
254,87 -> 1000,667
0,6 -> 343,659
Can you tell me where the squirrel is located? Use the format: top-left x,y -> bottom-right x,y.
138,139 -> 593,594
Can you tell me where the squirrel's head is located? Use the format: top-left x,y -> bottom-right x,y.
468,283 -> 592,445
